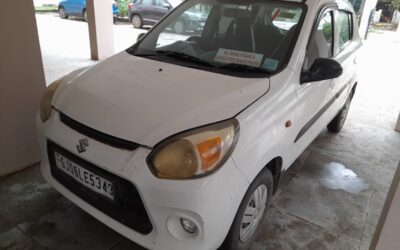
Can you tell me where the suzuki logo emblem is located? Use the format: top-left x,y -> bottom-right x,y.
76,138 -> 89,153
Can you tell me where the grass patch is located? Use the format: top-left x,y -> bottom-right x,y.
35,5 -> 58,12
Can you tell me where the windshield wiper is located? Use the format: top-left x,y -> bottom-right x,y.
155,50 -> 215,68
218,63 -> 271,74
136,51 -> 271,75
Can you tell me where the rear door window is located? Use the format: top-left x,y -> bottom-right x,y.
336,10 -> 353,50
141,0 -> 153,6
155,0 -> 166,7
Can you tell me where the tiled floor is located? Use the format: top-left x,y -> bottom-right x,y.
1,16 -> 399,250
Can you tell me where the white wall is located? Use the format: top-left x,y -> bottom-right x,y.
392,10 -> 400,25
87,0 -> 115,60
0,1 -> 46,176
371,162 -> 400,249
373,10 -> 382,23
375,176 -> 400,249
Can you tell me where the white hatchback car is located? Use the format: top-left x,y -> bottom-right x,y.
37,0 -> 361,249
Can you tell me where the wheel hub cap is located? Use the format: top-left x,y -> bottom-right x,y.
239,184 -> 268,242
175,22 -> 183,33
133,16 -> 140,27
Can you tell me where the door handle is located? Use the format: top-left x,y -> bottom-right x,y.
329,81 -> 335,89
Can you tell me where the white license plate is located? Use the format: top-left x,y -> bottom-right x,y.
54,152 -> 114,200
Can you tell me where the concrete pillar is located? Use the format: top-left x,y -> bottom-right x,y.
395,113 -> 400,132
87,0 -> 114,60
398,20 -> 400,33
358,0 -> 378,39
0,1 -> 46,176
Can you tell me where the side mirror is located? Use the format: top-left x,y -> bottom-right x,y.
300,58 -> 343,84
137,32 -> 146,42
163,3 -> 171,9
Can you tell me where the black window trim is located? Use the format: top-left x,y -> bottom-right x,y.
336,9 -> 354,53
301,3 -> 337,75
300,2 -> 360,81
325,11 -> 335,57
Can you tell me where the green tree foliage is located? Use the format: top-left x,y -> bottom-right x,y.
380,0 -> 400,10
393,0 -> 400,9
116,0 -> 130,17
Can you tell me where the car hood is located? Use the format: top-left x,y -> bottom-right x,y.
53,52 -> 270,147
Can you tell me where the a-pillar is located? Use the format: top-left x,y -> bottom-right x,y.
0,1 -> 46,175
87,0 -> 115,60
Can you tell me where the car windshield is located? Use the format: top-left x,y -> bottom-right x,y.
131,0 -> 306,77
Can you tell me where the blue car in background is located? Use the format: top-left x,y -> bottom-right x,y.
58,0 -> 119,23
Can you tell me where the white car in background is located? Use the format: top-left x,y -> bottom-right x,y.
37,0 -> 361,249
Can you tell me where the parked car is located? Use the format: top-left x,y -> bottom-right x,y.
171,8 -> 208,34
128,0 -> 206,33
128,0 -> 173,29
38,0 -> 361,249
58,0 -> 119,23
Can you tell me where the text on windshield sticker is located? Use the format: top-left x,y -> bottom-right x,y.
215,49 -> 263,67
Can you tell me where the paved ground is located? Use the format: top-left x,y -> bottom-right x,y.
1,14 -> 400,250
36,13 -> 147,85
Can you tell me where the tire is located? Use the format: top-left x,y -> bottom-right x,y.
59,7 -> 68,19
83,9 -> 88,22
131,15 -> 142,29
327,92 -> 353,133
174,20 -> 185,34
221,169 -> 273,250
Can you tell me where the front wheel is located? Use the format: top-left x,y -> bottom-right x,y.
221,169 -> 273,250
327,93 -> 353,133
131,15 -> 142,29
59,7 -> 68,19
173,20 -> 186,34
83,9 -> 88,22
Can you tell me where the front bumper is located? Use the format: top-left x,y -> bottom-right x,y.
37,111 -> 249,250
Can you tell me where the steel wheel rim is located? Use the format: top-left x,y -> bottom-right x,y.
239,184 -> 268,242
59,8 -> 65,18
174,21 -> 184,34
339,97 -> 351,127
84,11 -> 88,22
132,16 -> 141,28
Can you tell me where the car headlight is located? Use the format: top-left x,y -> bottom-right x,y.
39,78 -> 64,122
147,119 -> 239,179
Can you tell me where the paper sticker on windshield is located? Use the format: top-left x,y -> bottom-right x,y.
262,58 -> 279,71
215,49 -> 263,67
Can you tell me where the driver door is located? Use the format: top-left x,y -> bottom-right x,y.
70,0 -> 84,15
153,0 -> 171,21
292,7 -> 336,157
138,0 -> 157,25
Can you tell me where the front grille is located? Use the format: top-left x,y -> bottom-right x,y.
59,112 -> 139,151
47,140 -> 153,234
